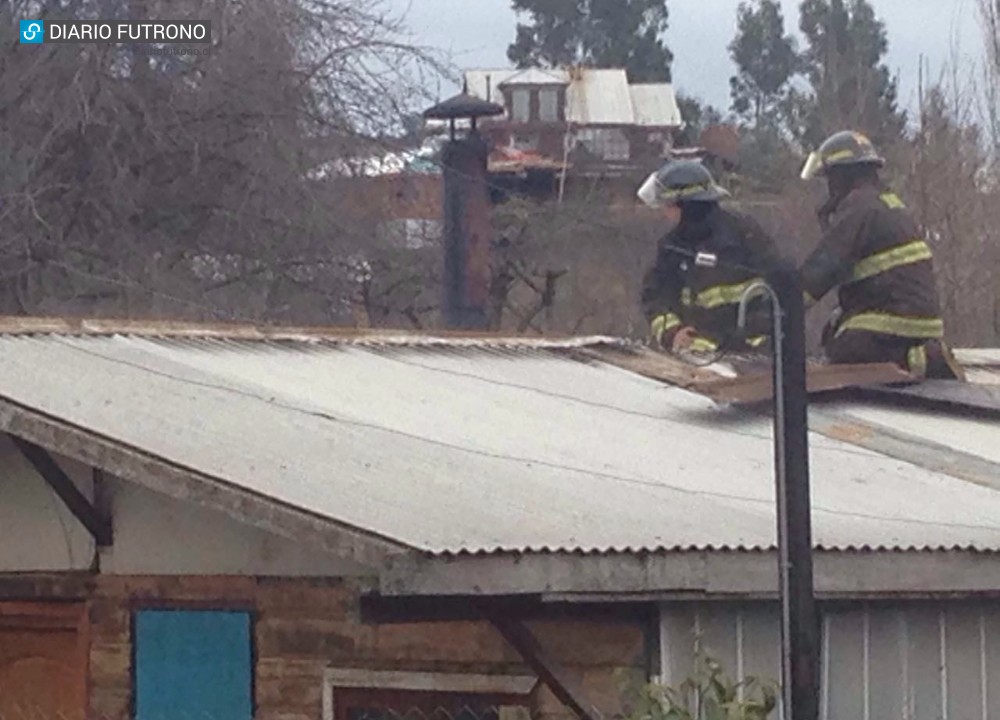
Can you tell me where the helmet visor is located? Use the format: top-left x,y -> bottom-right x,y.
637,171 -> 666,207
800,151 -> 824,181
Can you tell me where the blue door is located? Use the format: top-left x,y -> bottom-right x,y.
135,610 -> 252,720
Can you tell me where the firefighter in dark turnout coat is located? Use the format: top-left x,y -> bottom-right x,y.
799,130 -> 964,379
638,161 -> 783,354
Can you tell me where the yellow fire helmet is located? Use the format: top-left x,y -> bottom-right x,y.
638,160 -> 730,207
801,130 -> 886,180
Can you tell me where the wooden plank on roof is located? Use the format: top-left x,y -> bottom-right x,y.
690,363 -> 915,405
575,346 -> 724,388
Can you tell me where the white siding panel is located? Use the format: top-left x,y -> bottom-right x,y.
986,611 -> 1000,719
659,604 -> 697,687
740,605 -> 781,683
944,606 -> 983,720
826,610 -> 866,720
906,608 -> 944,720
661,602 -> 1000,720
699,604 -> 739,679
867,609 -> 906,720
740,604 -> 782,710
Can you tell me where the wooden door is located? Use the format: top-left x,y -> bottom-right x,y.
0,602 -> 88,720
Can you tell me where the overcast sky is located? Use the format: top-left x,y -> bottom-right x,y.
388,0 -> 984,115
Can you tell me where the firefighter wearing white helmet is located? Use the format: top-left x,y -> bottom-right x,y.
799,130 -> 964,380
638,160 -> 783,355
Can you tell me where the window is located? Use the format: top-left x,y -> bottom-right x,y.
538,89 -> 559,122
135,610 -> 252,720
377,219 -> 442,250
510,89 -> 530,123
575,128 -> 631,162
510,133 -> 538,152
323,670 -> 536,720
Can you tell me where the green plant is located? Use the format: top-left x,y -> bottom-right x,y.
618,653 -> 778,720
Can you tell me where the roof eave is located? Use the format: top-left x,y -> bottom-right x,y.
381,547 -> 1000,599
0,394 -> 408,568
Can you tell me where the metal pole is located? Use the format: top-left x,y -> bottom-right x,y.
739,269 -> 819,720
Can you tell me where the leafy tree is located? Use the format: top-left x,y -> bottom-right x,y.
796,0 -> 905,147
728,0 -> 799,128
0,0 -> 443,323
737,125 -> 803,193
507,0 -> 673,82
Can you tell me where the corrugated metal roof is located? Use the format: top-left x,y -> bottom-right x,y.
629,84 -> 683,127
498,68 -> 568,86
465,69 -> 524,103
955,348 -> 1000,385
824,399 -> 1000,466
465,68 -> 661,126
1,333 -> 999,555
566,68 -> 635,125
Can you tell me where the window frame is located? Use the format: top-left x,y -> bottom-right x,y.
322,668 -> 538,720
510,89 -> 531,123
538,89 -> 559,122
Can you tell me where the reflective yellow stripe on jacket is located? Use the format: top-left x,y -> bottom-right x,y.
880,192 -> 906,209
689,336 -> 720,353
836,312 -> 944,339
907,345 -> 928,378
695,278 -> 764,309
651,313 -> 682,343
851,240 -> 933,283
689,335 -> 765,352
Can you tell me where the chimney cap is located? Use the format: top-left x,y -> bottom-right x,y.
424,92 -> 505,121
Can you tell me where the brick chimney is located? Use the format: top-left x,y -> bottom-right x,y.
424,89 -> 505,330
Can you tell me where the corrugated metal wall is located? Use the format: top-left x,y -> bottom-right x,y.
659,601 -> 1000,720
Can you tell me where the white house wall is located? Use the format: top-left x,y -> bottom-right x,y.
660,601 -> 1000,720
0,433 -> 373,577
0,434 -> 95,570
98,479 -> 372,577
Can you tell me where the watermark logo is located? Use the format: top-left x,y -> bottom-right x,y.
20,19 -> 44,44
19,20 -> 210,44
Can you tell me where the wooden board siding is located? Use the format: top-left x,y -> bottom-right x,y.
0,575 -> 647,720
0,602 -> 89,720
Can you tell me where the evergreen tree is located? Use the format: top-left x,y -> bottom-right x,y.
797,0 -> 905,147
507,0 -> 673,82
728,0 -> 799,128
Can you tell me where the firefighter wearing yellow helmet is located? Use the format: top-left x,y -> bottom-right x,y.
799,130 -> 964,380
638,160 -> 782,355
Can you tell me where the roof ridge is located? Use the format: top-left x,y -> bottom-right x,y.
0,315 -> 632,348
